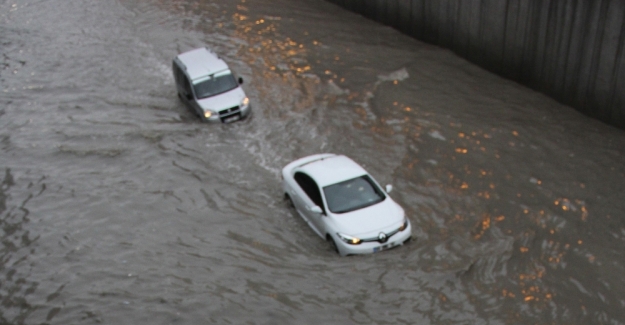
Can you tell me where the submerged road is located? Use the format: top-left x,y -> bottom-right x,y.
1,0 -> 625,323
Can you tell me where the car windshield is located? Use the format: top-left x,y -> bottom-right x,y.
192,70 -> 238,99
323,175 -> 385,214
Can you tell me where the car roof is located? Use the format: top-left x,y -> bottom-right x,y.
176,48 -> 229,81
298,155 -> 369,187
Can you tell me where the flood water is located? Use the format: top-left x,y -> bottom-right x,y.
2,0 -> 625,324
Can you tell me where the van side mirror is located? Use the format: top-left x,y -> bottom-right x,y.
238,77 -> 243,84
310,206 -> 323,214
385,184 -> 393,193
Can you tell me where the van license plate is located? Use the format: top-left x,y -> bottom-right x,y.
223,115 -> 240,123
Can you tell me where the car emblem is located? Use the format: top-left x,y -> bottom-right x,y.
378,232 -> 387,243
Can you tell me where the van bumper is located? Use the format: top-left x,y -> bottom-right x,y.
203,104 -> 251,123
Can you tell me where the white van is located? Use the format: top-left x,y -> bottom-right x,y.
173,47 -> 251,123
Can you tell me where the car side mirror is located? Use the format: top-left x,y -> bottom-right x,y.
310,205 -> 323,214
238,77 -> 243,84
385,184 -> 393,193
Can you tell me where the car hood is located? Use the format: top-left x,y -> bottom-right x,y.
197,87 -> 245,112
330,198 -> 404,236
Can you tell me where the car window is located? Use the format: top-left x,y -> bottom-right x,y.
323,175 -> 385,214
294,172 -> 325,211
192,70 -> 238,99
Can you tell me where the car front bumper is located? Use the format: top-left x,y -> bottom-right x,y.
204,104 -> 251,123
334,220 -> 413,256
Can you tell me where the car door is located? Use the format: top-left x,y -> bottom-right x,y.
287,174 -> 308,218
173,61 -> 202,117
184,77 -> 204,118
293,171 -> 326,237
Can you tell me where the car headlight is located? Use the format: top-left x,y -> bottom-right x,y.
241,97 -> 249,107
337,233 -> 361,245
204,110 -> 214,119
398,218 -> 409,231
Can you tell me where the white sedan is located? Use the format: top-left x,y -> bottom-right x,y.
282,153 -> 412,256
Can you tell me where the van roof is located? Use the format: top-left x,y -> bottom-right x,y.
176,48 -> 229,81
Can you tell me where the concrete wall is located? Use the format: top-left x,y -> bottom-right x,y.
326,0 -> 625,129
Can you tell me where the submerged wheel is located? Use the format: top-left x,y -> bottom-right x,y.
284,193 -> 294,208
327,235 -> 339,254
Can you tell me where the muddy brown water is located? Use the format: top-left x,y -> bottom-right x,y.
1,0 -> 625,324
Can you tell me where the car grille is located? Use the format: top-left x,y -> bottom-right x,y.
219,105 -> 240,117
361,227 -> 401,243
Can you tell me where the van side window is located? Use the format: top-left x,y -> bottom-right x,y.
172,62 -> 183,85
172,61 -> 193,97
182,75 -> 192,96
294,172 -> 324,211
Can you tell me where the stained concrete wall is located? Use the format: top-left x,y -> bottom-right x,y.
326,0 -> 625,129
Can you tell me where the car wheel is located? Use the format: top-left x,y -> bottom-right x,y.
284,193 -> 294,208
327,236 -> 339,254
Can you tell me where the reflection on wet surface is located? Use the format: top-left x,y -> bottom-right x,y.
1,0 -> 625,323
